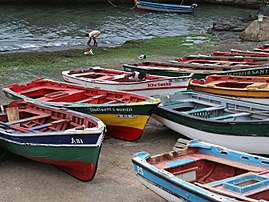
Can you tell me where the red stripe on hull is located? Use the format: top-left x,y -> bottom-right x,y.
106,125 -> 143,141
29,157 -> 97,181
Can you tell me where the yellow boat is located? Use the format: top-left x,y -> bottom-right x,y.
189,75 -> 269,101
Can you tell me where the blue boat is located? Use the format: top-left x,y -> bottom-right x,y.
134,0 -> 197,14
132,139 -> 269,201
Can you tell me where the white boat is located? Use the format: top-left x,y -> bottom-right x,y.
152,90 -> 269,155
62,67 -> 193,96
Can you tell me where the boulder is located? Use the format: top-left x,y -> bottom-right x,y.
240,17 -> 269,41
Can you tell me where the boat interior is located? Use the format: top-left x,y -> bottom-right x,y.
213,81 -> 268,89
66,68 -> 168,82
0,101 -> 95,133
132,62 -> 262,72
191,75 -> 269,89
9,81 -> 147,104
147,148 -> 269,200
163,99 -> 269,121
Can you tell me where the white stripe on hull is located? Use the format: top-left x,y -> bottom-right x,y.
63,75 -> 188,96
137,175 -> 186,202
152,114 -> 269,155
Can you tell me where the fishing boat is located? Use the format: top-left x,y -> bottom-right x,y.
212,50 -> 269,58
152,90 -> 269,155
254,44 -> 269,52
3,78 -> 160,141
123,61 -> 269,79
132,138 -> 269,201
189,74 -> 269,103
134,0 -> 197,14
62,67 -> 192,96
0,100 -> 106,181
175,54 -> 269,63
231,49 -> 269,55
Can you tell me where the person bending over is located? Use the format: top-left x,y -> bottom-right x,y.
86,30 -> 101,46
126,71 -> 147,81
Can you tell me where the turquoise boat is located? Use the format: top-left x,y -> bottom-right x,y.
132,139 -> 269,201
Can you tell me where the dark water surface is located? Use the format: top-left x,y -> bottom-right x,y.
0,4 -> 254,52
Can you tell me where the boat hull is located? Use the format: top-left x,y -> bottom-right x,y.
0,100 -> 106,181
3,80 -> 160,141
0,134 -> 103,181
68,104 -> 156,141
152,90 -> 269,154
123,62 -> 269,79
62,70 -> 190,97
132,140 -> 269,201
189,75 -> 269,104
136,175 -> 185,202
136,0 -> 195,14
152,114 -> 269,155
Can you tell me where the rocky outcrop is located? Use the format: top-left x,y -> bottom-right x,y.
240,17 -> 269,41
208,18 -> 248,32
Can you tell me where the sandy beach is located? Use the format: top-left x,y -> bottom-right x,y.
0,117 -> 183,202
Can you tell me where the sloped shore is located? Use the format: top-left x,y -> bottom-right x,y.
0,0 -> 263,8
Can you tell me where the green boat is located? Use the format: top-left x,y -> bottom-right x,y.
123,61 -> 269,79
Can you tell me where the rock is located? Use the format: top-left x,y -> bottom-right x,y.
208,18 -> 248,32
240,17 -> 269,41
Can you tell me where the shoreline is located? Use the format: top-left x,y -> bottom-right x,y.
0,32 -> 254,55
0,1 -> 262,8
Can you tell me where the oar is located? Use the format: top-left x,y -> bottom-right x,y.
0,121 -> 30,132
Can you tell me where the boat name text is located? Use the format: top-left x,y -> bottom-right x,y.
147,82 -> 171,87
229,68 -> 269,76
116,114 -> 136,118
71,138 -> 84,144
89,107 -> 133,112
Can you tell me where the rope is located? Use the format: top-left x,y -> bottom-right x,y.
130,1 -> 137,10
107,0 -> 138,9
107,0 -> 119,8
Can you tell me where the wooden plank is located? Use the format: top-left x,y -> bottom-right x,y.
6,107 -> 20,126
8,113 -> 51,125
77,94 -> 106,103
30,119 -> 68,130
194,182 -> 258,202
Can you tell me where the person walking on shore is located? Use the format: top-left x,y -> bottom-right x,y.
86,30 -> 101,46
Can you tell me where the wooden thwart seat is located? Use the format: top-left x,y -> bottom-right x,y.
77,94 -> 106,103
210,112 -> 250,120
30,119 -> 68,130
184,106 -> 225,114
8,113 -> 51,125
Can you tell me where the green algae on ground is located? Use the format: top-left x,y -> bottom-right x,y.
0,33 -> 218,83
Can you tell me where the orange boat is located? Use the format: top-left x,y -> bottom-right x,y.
189,75 -> 269,101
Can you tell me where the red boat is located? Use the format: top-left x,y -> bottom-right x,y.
3,78 -> 160,141
212,50 -> 269,58
254,44 -> 269,52
175,55 -> 269,63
